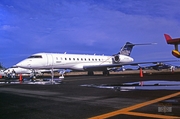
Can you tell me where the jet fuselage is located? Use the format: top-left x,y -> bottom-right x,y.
15,53 -> 134,70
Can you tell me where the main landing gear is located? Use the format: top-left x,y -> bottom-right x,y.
88,71 -> 94,76
103,70 -> 109,76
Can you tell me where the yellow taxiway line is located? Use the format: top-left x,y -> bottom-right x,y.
124,111 -> 180,119
89,92 -> 180,119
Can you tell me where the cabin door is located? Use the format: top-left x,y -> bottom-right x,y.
46,54 -> 53,68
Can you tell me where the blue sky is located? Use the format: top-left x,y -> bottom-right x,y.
0,0 -> 180,68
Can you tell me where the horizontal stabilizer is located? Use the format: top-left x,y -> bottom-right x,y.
128,43 -> 157,46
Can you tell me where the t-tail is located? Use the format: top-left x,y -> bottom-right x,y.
119,42 -> 156,56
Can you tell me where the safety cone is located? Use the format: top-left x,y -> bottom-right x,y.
140,68 -> 143,78
19,74 -> 22,82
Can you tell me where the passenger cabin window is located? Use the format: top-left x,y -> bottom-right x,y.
69,58 -> 71,60
28,55 -> 42,58
73,58 -> 75,60
65,58 -> 67,60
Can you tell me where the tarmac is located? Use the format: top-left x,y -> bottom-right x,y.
0,71 -> 180,119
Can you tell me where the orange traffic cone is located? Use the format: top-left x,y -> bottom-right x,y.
19,74 -> 22,82
140,68 -> 143,78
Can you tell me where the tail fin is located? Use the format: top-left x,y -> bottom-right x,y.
119,42 -> 134,56
164,34 -> 172,42
119,42 -> 156,56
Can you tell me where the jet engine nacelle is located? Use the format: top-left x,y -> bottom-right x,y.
113,55 -> 120,63
172,50 -> 180,58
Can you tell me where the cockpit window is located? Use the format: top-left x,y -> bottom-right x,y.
28,55 -> 42,58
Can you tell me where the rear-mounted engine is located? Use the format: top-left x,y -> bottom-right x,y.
113,55 -> 120,62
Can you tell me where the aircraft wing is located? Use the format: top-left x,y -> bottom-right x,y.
83,60 -> 179,71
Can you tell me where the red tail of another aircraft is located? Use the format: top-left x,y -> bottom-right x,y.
164,34 -> 180,44
164,34 -> 172,43
164,34 -> 180,58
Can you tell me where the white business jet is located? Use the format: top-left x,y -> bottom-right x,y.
14,42 -> 154,81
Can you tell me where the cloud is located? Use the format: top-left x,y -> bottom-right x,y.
0,25 -> 18,31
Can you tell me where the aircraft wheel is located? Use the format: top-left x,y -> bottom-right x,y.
88,71 -> 94,76
103,70 -> 109,76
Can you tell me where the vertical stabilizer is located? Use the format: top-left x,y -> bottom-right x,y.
119,42 -> 134,56
164,34 -> 172,42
